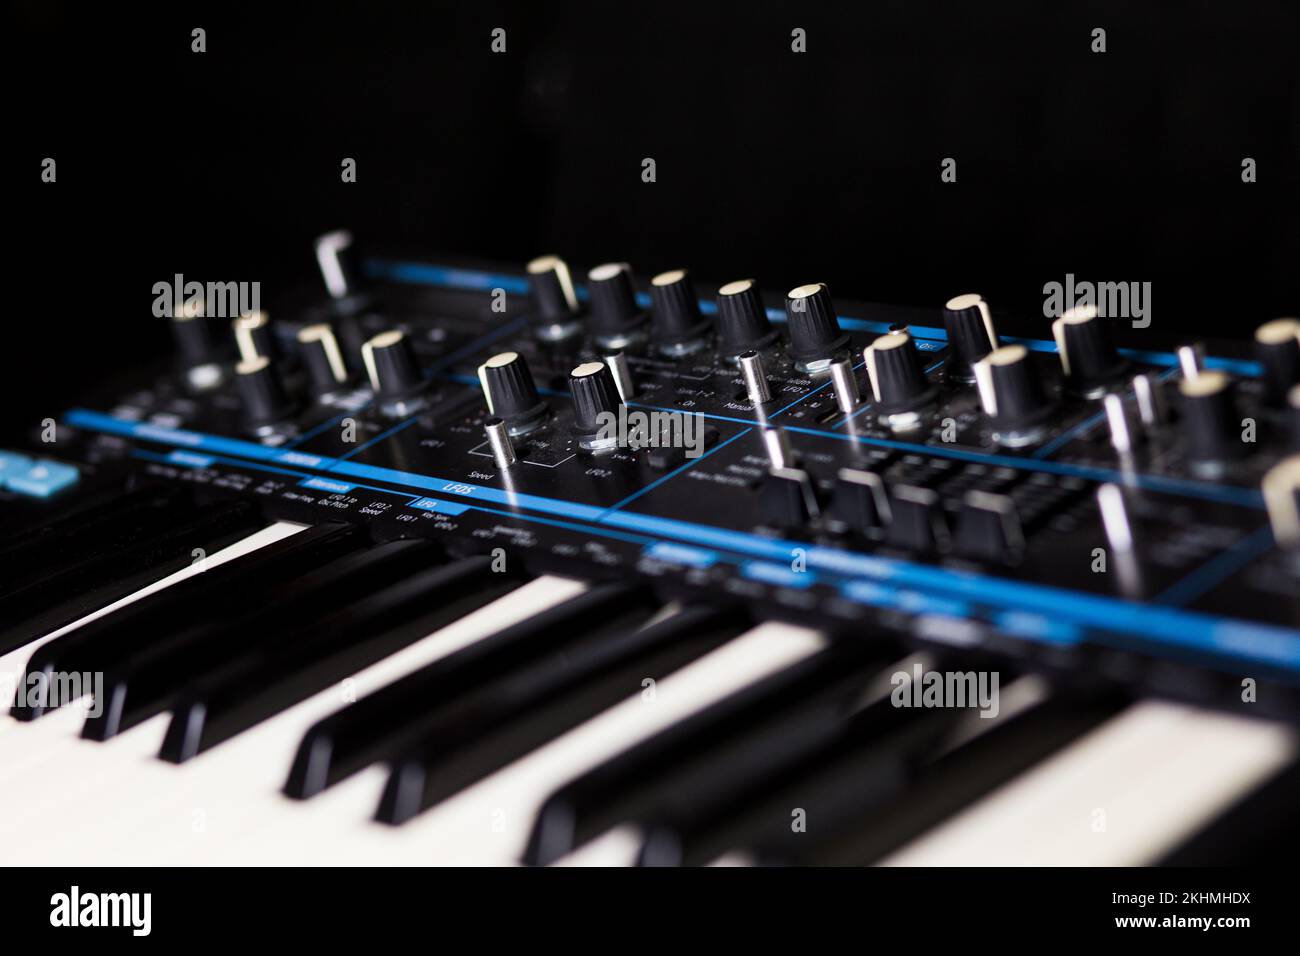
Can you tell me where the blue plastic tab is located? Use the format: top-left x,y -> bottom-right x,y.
0,451 -> 35,486
995,611 -> 1083,646
743,561 -> 815,588
895,590 -> 972,618
5,459 -> 79,498
166,451 -> 216,468
644,542 -> 719,568
300,477 -> 356,494
409,497 -> 471,516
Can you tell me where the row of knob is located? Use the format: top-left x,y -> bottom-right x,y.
221,300 -> 1300,468
299,230 -> 1150,399
170,231 -> 1300,558
531,254 -> 854,371
172,235 -> 1300,466
528,255 -> 1300,449
299,231 -> 1300,433
171,303 -> 432,426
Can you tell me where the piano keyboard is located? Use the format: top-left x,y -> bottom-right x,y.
1,518 -> 1295,866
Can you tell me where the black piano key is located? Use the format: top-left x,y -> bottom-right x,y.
80,537 -> 442,740
0,479 -> 191,550
13,521 -> 366,720
521,639 -> 901,867
0,498 -> 262,656
284,581 -> 659,800
159,554 -> 526,762
0,485 -> 198,592
0,483 -> 182,561
374,602 -> 748,825
633,667 -> 978,867
0,478 -> 164,545
746,685 -> 1127,865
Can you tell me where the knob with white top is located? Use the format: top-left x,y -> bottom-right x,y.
785,283 -> 850,370
1290,385 -> 1300,448
527,255 -> 583,341
568,361 -> 624,450
477,351 -> 549,434
716,279 -> 777,358
1052,304 -> 1128,394
649,269 -> 710,354
1254,318 -> 1300,407
973,344 -> 1054,443
587,262 -> 647,349
169,297 -> 224,391
942,293 -> 999,381
297,323 -> 351,395
1262,455 -> 1300,549
1178,371 -> 1243,464
362,329 -> 426,401
232,312 -> 279,364
863,332 -> 935,411
234,356 -> 294,426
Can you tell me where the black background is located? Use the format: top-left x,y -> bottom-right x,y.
4,867 -> 1279,941
7,1 -> 1298,440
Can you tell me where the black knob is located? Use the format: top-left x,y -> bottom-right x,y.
587,262 -> 646,348
526,255 -> 582,340
568,361 -> 623,437
1052,306 -> 1128,393
828,467 -> 891,535
715,279 -> 777,357
942,293 -> 999,381
314,229 -> 366,302
296,323 -> 351,395
232,311 -> 279,364
649,269 -> 710,354
974,344 -> 1054,437
863,332 -> 936,411
1179,371 -> 1243,463
362,329 -> 426,400
784,283 -> 850,367
477,351 -> 548,434
234,357 -> 294,425
169,298 -> 214,367
1263,455 -> 1300,549
759,467 -> 820,529
1291,385 -> 1300,449
1254,318 -> 1300,407
954,491 -> 1024,563
886,485 -> 949,553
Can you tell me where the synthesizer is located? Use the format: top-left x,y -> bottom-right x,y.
1,229 -> 1298,866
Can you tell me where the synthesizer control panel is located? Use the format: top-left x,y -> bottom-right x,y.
6,232 -> 1300,711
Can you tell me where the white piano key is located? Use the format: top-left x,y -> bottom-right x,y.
878,700 -> 1297,866
707,851 -> 757,867
552,825 -> 644,867
3,575 -> 587,865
